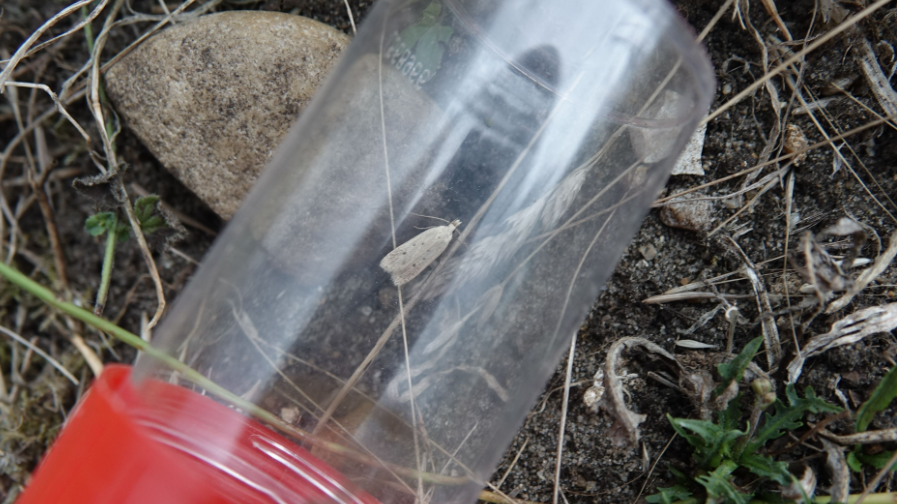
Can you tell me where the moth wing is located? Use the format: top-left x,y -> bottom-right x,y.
380,226 -> 454,286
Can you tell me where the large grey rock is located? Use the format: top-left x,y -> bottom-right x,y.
105,11 -> 350,219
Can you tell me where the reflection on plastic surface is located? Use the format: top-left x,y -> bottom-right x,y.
135,0 -> 715,503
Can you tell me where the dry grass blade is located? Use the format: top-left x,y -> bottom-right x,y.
819,427 -> 897,446
857,38 -> 897,120
827,232 -> 897,314
0,324 -> 78,385
703,0 -> 892,124
655,113 -> 896,207
4,82 -> 91,143
0,87 -> 89,188
787,303 -> 897,383
552,334 -> 576,504
821,439 -> 850,504
0,0 -> 107,89
343,0 -> 357,34
495,436 -> 528,490
30,126 -> 69,290
115,179 -> 167,331
643,291 -> 752,304
726,236 -> 782,369
1,1 -> 110,67
70,334 -> 103,376
759,0 -> 792,41
599,337 -> 678,447
697,0 -> 736,42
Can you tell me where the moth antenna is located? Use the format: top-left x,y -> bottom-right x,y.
408,211 -> 452,225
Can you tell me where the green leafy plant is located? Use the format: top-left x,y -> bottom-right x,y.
714,336 -> 763,398
85,195 -> 167,315
847,365 -> 897,473
398,1 -> 453,77
85,212 -> 130,242
649,338 -> 842,504
646,484 -> 693,504
134,195 -> 167,234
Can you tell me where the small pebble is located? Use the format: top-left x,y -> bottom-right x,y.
659,193 -> 713,233
671,123 -> 707,176
638,243 -> 658,261
280,406 -> 301,424
783,123 -> 808,165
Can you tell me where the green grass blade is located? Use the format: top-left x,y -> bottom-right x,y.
856,366 -> 897,433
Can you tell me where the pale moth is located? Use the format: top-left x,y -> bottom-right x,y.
380,219 -> 461,286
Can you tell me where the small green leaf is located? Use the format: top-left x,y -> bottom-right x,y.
847,449 -> 863,472
669,466 -> 690,484
140,216 -> 166,235
852,449 -> 897,471
856,366 -> 897,433
646,485 -> 693,504
398,1 -> 453,74
668,415 -> 745,469
753,491 -> 794,504
718,393 -> 743,432
695,460 -> 752,504
738,452 -> 791,485
411,25 -> 452,71
748,385 -> 841,453
85,212 -> 114,237
134,195 -> 160,223
714,336 -> 763,398
132,195 -> 167,234
115,223 -> 131,243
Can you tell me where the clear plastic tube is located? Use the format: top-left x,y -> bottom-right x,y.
133,1 -> 714,503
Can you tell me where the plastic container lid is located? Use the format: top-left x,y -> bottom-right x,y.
18,364 -> 380,504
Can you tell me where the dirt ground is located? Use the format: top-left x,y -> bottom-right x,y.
1,0 -> 896,503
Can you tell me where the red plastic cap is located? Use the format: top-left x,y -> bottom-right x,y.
18,364 -> 380,504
